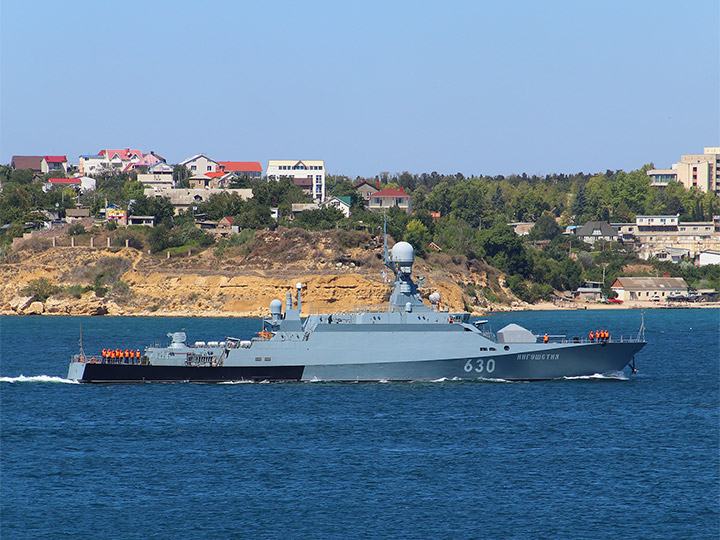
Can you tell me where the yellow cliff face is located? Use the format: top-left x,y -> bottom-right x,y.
0,244 -> 476,317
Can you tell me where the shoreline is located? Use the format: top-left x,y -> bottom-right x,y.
3,300 -> 718,318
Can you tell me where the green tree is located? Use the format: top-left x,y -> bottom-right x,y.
129,195 -> 175,227
385,206 -> 410,242
173,165 -> 191,188
560,258 -> 583,290
433,216 -> 476,257
476,223 -> 532,277
293,207 -> 344,230
403,219 -> 431,256
528,211 -> 562,241
147,225 -> 178,253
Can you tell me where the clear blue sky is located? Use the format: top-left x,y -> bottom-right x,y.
1,0 -> 718,178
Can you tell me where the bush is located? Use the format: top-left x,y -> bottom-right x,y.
115,231 -> 144,250
110,280 -> 132,299
63,284 -> 93,298
22,277 -> 59,302
68,222 -> 86,236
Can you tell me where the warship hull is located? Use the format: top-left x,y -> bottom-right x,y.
67,234 -> 646,384
68,341 -> 644,383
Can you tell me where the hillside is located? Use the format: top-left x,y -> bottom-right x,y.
1,227 -> 522,317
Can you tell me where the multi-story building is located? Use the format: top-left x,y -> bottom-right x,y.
179,154 -> 221,175
616,215 -> 720,260
647,147 -> 720,194
79,149 -> 143,176
266,160 -> 325,202
137,162 -> 174,189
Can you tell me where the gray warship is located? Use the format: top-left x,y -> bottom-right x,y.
68,233 -> 646,383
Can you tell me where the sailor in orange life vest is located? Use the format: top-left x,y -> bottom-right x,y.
589,331 -> 594,342
543,333 -> 549,343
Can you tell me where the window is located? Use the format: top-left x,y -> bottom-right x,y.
191,165 -> 196,171
207,166 -> 212,171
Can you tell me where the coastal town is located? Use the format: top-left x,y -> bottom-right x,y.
1,146 -> 719,316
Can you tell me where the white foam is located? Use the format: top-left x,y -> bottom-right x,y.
563,372 -> 628,381
0,375 -> 79,384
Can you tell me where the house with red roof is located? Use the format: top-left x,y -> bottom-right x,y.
44,156 -> 69,174
11,155 -> 68,174
79,148 -> 143,175
218,161 -> 263,180
367,187 -> 412,214
43,176 -> 96,192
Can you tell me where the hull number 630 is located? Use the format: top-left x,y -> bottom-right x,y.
464,358 -> 495,374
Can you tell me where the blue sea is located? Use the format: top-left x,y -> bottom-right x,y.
1,309 -> 718,540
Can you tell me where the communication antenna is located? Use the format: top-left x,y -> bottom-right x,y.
637,310 -> 646,342
78,323 -> 86,361
383,213 -> 389,264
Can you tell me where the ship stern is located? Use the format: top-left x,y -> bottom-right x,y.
67,361 -> 87,381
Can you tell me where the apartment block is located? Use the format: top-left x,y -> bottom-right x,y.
267,160 -> 325,202
647,147 -> 720,194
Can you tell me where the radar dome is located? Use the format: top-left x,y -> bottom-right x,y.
391,242 -> 415,264
429,292 -> 441,304
270,299 -> 283,315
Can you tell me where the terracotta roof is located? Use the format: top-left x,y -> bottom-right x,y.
44,155 -> 67,163
373,187 -> 410,198
205,171 -> 225,178
218,161 -> 262,172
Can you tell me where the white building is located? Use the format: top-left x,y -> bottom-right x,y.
647,147 -> 720,195
137,163 -> 174,189
179,154 -> 221,175
698,250 -> 720,266
267,160 -> 326,202
78,148 -> 143,176
322,196 -> 352,218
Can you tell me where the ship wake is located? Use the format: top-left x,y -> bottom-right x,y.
562,371 -> 629,381
1,375 -> 79,384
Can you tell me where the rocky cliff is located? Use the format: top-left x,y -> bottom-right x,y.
1,228 -> 520,317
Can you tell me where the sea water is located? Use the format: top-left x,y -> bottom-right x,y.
1,309 -> 718,540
